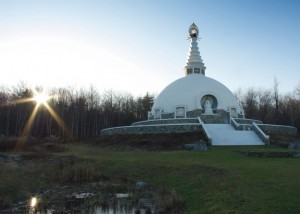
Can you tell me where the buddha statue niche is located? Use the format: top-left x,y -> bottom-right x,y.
204,99 -> 213,114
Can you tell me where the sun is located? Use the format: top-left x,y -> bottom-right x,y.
34,92 -> 49,106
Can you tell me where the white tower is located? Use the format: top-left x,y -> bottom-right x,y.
184,23 -> 206,76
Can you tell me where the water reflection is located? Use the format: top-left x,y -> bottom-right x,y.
36,193 -> 155,214
3,181 -> 183,213
84,196 -> 136,214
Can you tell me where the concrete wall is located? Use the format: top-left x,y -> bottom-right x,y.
201,110 -> 230,124
234,118 -> 263,125
100,123 -> 202,135
258,124 -> 297,136
161,113 -> 175,119
231,118 -> 297,136
147,109 -> 230,124
186,109 -> 202,118
132,118 -> 199,126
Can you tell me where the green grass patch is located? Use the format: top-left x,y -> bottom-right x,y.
0,144 -> 299,213
61,144 -> 300,213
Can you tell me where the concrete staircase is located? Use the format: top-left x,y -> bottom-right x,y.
204,124 -> 265,146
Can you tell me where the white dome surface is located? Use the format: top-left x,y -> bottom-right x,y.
152,74 -> 241,114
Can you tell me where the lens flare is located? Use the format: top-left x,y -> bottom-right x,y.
31,197 -> 37,207
34,92 -> 49,106
14,87 -> 74,150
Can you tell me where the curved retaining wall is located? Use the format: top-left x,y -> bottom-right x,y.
257,124 -> 297,136
146,109 -> 232,124
132,118 -> 199,126
234,118 -> 263,125
100,123 -> 202,135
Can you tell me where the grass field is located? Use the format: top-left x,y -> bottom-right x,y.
65,144 -> 300,213
0,143 -> 299,213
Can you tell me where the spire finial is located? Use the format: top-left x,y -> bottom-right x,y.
189,23 -> 199,38
184,23 -> 206,76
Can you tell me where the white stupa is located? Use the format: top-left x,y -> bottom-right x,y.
150,23 -> 243,121
101,23 -> 298,146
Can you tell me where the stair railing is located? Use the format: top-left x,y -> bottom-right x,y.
252,122 -> 270,145
230,117 -> 240,130
198,117 -> 212,145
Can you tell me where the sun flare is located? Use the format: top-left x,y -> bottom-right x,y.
34,92 -> 49,106
30,197 -> 37,208
15,88 -> 74,150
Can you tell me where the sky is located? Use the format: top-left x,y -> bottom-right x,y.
0,0 -> 299,97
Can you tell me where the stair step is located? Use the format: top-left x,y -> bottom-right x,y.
204,124 -> 264,146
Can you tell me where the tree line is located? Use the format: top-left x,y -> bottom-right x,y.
0,80 -> 299,141
235,79 -> 300,132
0,83 -> 154,140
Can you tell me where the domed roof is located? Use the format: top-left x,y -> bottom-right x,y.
151,74 -> 242,114
150,23 -> 242,118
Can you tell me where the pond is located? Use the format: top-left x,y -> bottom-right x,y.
35,191 -> 154,214
5,180 -> 183,214
0,154 -> 183,213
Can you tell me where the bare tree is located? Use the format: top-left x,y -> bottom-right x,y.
273,77 -> 280,123
257,89 -> 273,123
295,81 -> 300,99
242,88 -> 258,119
